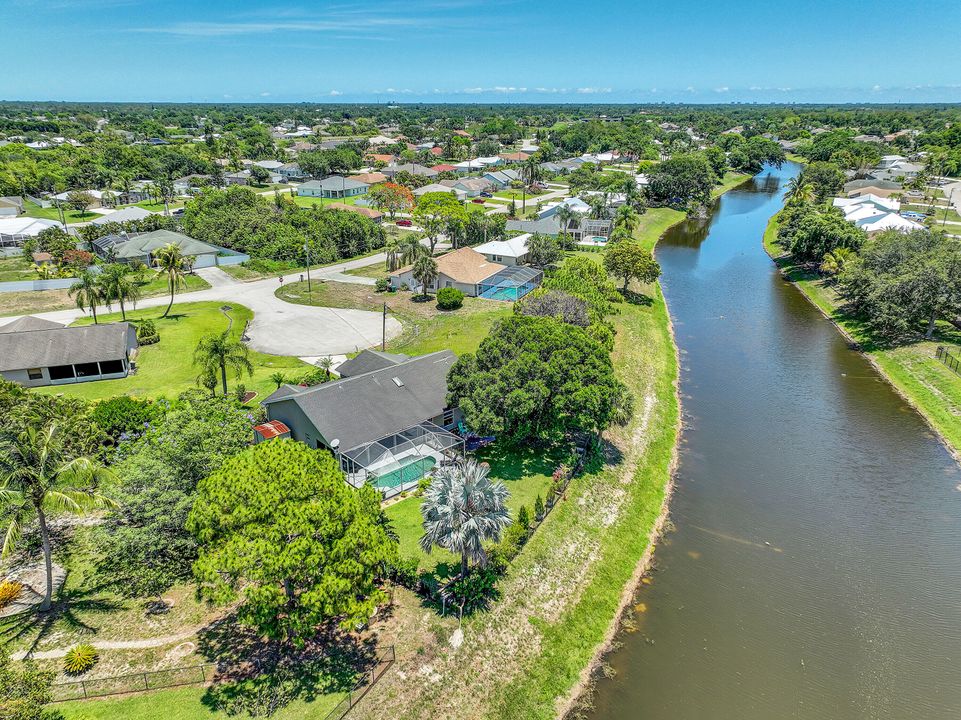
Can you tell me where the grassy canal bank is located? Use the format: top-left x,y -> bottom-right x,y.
763,213 -> 961,458
353,181 -> 749,719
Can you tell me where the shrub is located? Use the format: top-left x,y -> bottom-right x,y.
375,277 -> 390,292
136,319 -> 160,345
91,396 -> 158,441
235,383 -> 247,402
0,580 -> 22,609
387,556 -> 420,589
534,494 -> 545,521
442,565 -> 501,614
416,475 -> 432,496
63,644 -> 98,675
516,504 -> 531,531
436,287 -> 464,310
497,523 -> 529,560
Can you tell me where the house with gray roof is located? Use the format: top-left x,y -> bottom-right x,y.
0,320 -> 137,387
297,176 -> 370,199
90,206 -> 155,226
262,350 -> 463,497
381,163 -> 439,179
102,229 -> 223,268
335,349 -> 409,378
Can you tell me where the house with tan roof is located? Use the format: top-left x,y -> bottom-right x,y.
348,172 -> 388,185
389,247 -> 504,296
365,153 -> 396,165
327,203 -> 384,223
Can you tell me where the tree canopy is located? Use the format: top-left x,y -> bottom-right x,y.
188,440 -> 396,643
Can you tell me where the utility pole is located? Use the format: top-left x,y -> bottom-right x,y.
304,242 -> 312,299
943,188 -> 955,227
382,302 -> 387,351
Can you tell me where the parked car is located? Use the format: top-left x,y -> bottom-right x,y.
472,198 -> 486,204
480,191 -> 493,198
395,219 -> 412,227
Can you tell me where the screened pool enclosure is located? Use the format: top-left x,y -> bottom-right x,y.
340,421 -> 464,498
478,265 -> 543,302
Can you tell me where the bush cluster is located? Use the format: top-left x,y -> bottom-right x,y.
63,644 -> 98,675
436,286 -> 464,310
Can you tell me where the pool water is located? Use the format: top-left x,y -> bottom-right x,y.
372,456 -> 436,490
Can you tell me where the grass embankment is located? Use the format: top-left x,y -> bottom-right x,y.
0,254 -> 38,281
57,685 -> 345,720
352,209 -> 680,720
33,302 -> 305,402
275,280 -> 511,357
713,171 -> 751,198
763,214 -> 961,455
0,273 -> 209,318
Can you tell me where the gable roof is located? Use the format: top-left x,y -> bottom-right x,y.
394,247 -> 505,285
113,229 -> 219,259
299,176 -> 370,192
475,233 -> 530,258
336,349 -> 409,378
506,217 -> 562,235
0,217 -> 60,237
0,322 -> 133,372
263,350 -> 456,451
91,206 -> 154,226
347,172 -> 388,185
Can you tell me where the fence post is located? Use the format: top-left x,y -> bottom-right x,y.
143,673 -> 149,691
200,665 -> 207,682
81,681 -> 87,700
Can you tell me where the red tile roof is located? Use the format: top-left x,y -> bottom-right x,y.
429,146 -> 444,156
431,164 -> 457,172
254,420 -> 290,440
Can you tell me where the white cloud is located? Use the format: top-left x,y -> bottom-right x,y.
260,91 -> 271,97
576,87 -> 612,94
686,86 -> 696,93
328,90 -> 342,96
714,86 -> 729,93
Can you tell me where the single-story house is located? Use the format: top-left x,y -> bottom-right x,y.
539,161 -> 566,174
538,196 -> 591,220
431,164 -> 458,173
223,171 -> 250,186
173,174 -> 212,194
277,163 -> 308,181
878,155 -> 908,168
0,217 -> 61,247
108,229 -> 223,268
0,196 -> 24,217
483,169 -> 521,189
0,319 -> 138,388
365,153 -> 396,165
844,179 -> 902,198
347,172 -> 388,185
261,350 -> 464,495
381,163 -> 438,179
476,156 -> 503,167
90,206 -> 155,226
252,159 -> 285,171
505,217 -> 562,236
391,247 -> 503,296
429,147 -> 444,157
833,194 -> 900,213
297,176 -> 370,199
366,134 -> 398,147
498,152 -> 530,163
327,203 -> 384,223
475,233 -> 530,266
50,189 -> 115,208
453,159 -> 485,172
414,183 -> 466,202
441,177 -> 492,197
856,212 -> 924,234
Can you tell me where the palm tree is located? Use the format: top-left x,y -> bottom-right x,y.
68,270 -> 102,324
269,371 -> 288,390
317,356 -> 334,380
153,243 -> 192,318
521,156 -> 541,189
783,172 -> 814,205
400,235 -> 428,266
420,459 -> 511,576
97,263 -> 141,321
0,424 -> 115,612
556,204 -> 578,238
614,205 -> 640,234
193,331 -> 254,396
820,247 -> 854,278
411,254 -> 438,298
384,238 -> 402,272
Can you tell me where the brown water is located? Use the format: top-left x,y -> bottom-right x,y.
587,163 -> 961,720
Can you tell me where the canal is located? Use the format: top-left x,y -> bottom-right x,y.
588,163 -> 961,719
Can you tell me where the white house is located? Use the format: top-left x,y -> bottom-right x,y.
414,183 -> 466,202
475,234 -> 530,266
833,194 -> 900,213
297,176 -> 370,199
0,217 -> 61,247
856,213 -> 924,234
538,197 -> 591,220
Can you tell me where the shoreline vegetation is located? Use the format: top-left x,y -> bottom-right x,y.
351,175 -> 749,720
762,213 -> 961,461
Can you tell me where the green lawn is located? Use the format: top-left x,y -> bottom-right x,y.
713,171 -> 751,198
34,302 -> 305,403
130,200 -> 185,213
0,253 -> 37,281
494,188 -> 545,201
344,260 -> 391,279
763,213 -> 961,455
220,248 -> 386,282
22,201 -> 93,224
386,445 -> 558,574
902,203 -> 961,224
57,685 -> 346,720
275,280 -> 511,357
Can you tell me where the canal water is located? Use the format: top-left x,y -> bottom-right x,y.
588,163 -> 961,720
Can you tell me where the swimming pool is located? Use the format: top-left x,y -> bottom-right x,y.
370,456 -> 436,490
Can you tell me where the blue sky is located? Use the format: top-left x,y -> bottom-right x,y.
3,0 -> 960,103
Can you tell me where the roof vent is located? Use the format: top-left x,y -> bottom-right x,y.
392,376 -> 404,387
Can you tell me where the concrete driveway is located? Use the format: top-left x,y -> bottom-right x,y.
1,268 -> 403,357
